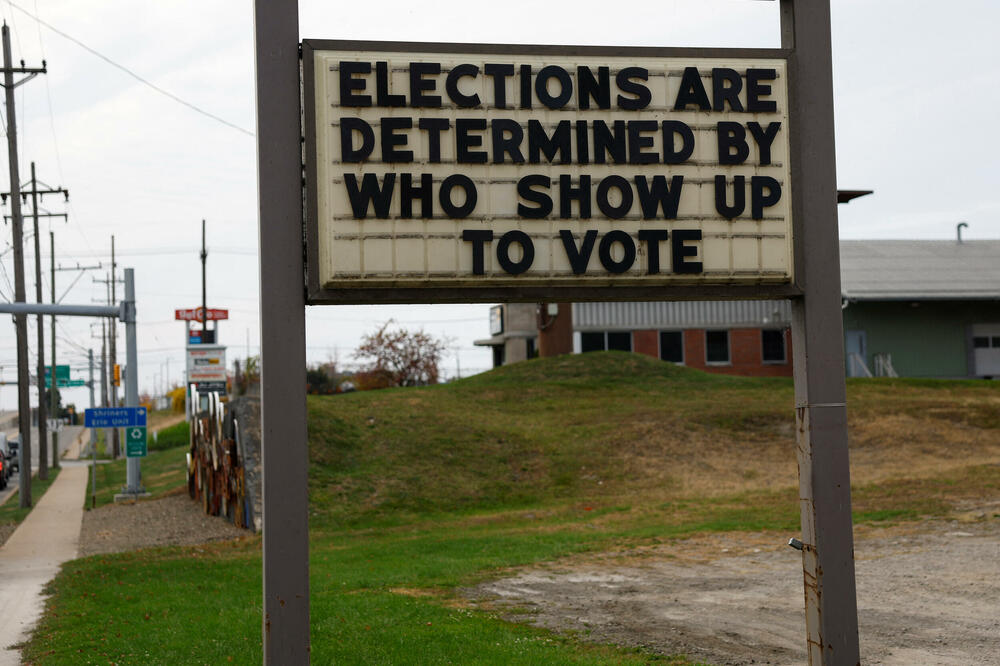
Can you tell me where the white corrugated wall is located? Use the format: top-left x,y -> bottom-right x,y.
572,300 -> 792,330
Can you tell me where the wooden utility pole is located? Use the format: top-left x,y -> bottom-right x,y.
201,219 -> 208,338
49,230 -> 59,469
2,22 -> 46,508
31,163 -> 48,478
5,161 -> 71,479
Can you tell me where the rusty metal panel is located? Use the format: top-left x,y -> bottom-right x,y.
572,299 -> 791,330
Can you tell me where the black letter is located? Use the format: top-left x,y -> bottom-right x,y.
717,122 -> 749,165
577,66 -> 611,110
535,65 -> 573,109
616,67 -> 650,110
462,229 -> 493,275
409,62 -> 441,107
714,175 -> 745,218
340,117 -> 374,162
559,229 -> 597,274
375,61 -> 405,107
746,69 -> 777,112
400,173 -> 432,218
418,118 -> 449,163
628,120 -> 658,164
751,176 -> 781,219
673,67 -> 711,111
517,175 -> 552,218
484,63 -> 514,109
559,174 -> 591,219
491,119 -> 524,163
711,68 -> 743,112
446,63 -> 481,107
747,122 -> 781,165
440,174 -> 478,218
662,121 -> 695,164
519,64 -> 532,109
635,175 -> 683,219
528,120 -> 571,163
593,120 -> 626,164
497,230 -> 534,274
596,176 -> 633,219
381,117 -> 413,162
598,230 -> 636,274
344,173 -> 394,218
638,229 -> 669,274
456,119 -> 488,164
339,61 -> 371,107
671,229 -> 702,274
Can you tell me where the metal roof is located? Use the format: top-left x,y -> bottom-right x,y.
840,240 -> 1000,301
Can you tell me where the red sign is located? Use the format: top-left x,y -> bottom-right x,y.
175,307 -> 229,322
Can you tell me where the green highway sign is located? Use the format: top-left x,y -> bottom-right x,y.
58,379 -> 87,387
125,426 -> 147,458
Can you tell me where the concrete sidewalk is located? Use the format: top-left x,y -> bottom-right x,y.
0,462 -> 88,664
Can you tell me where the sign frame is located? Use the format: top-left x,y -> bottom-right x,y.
256,2 -> 860,663
302,40 -> 804,306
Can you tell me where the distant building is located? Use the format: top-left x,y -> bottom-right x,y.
841,240 -> 1000,379
476,239 -> 1000,379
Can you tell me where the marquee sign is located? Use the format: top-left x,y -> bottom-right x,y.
304,42 -> 795,304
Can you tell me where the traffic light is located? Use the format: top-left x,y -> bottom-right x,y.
113,364 -> 121,387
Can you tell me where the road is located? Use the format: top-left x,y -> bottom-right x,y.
1,425 -> 86,505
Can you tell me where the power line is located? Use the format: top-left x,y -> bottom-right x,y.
5,0 -> 254,137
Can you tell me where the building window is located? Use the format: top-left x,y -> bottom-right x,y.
973,337 -> 990,348
580,331 -> 632,353
660,331 -> 684,363
762,329 -> 787,363
492,345 -> 505,368
706,330 -> 730,364
526,337 -> 538,359
607,331 -> 632,352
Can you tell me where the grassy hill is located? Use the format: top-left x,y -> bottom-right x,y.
308,351 -> 1000,529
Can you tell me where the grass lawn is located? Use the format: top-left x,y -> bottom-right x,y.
23,353 -> 1000,664
0,467 -> 61,528
88,445 -> 189,508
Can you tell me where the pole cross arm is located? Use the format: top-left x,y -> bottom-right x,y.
0,301 -> 125,319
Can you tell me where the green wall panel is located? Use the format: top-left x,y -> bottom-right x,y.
842,300 -> 1000,378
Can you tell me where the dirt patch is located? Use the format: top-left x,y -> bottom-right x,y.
78,490 -> 250,557
468,515 -> 1000,665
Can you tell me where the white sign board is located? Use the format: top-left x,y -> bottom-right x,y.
305,44 -> 793,301
185,345 -> 227,385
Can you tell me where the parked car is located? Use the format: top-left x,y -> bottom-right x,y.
6,435 -> 19,474
0,434 -> 10,488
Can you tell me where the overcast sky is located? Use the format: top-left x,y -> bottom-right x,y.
1,0 -> 998,412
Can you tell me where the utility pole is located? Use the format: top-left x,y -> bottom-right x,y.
110,237 -> 119,458
31,163 -> 47,479
49,230 -> 59,469
2,22 -> 46,508
6,161 -> 71,480
88,348 -> 96,508
201,219 -> 207,338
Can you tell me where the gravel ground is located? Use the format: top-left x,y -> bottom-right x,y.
471,514 -> 1000,666
78,490 -> 251,557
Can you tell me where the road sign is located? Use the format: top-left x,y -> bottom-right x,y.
84,406 -> 147,428
125,426 -> 147,458
56,379 -> 87,387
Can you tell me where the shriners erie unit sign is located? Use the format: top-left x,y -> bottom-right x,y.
303,42 -> 793,303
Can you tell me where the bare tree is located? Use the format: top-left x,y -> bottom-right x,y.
354,321 -> 450,388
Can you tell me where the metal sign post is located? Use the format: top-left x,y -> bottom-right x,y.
254,0 -> 859,663
253,0 -> 309,662
781,2 -> 860,662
